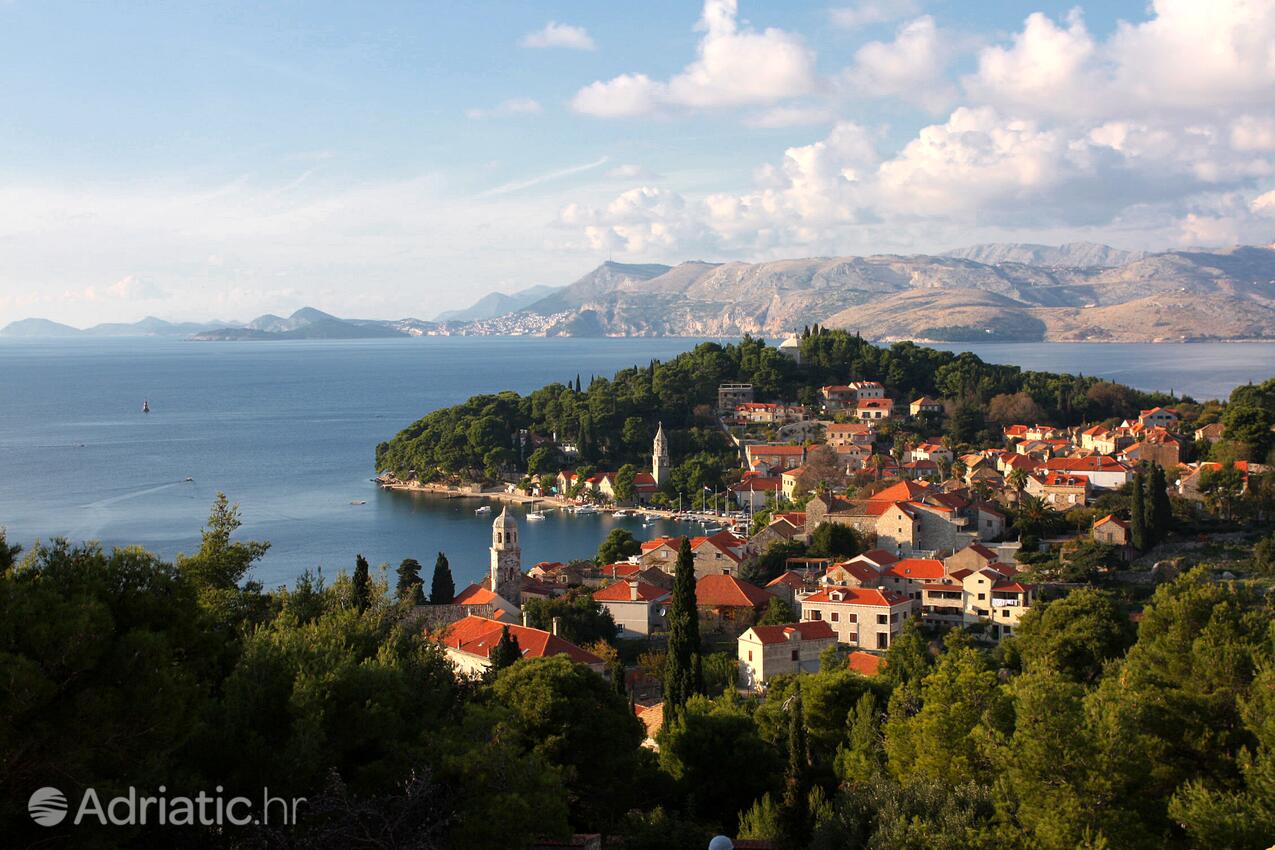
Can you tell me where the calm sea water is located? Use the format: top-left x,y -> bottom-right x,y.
1,337 -> 1271,588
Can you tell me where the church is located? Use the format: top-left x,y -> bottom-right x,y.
449,506 -> 524,618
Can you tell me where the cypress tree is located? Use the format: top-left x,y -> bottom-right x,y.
609,658 -> 627,699
1150,464 -> 1172,545
430,552 -> 455,604
395,558 -> 425,604
1130,470 -> 1147,551
663,537 -> 702,720
352,554 -> 371,613
487,626 -> 522,675
777,682 -> 812,850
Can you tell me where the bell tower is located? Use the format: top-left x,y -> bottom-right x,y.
490,507 -> 522,606
652,421 -> 670,489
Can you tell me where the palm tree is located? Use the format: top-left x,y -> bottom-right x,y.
1008,467 -> 1029,493
949,460 -> 967,484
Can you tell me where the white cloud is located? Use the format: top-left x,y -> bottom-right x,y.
842,16 -> 956,113
465,98 -> 543,120
607,163 -> 659,180
572,0 -> 816,117
520,22 -> 596,51
829,0 -> 921,31
964,10 -> 1097,118
478,157 -> 610,198
563,0 -> 1275,261
743,105 -> 836,128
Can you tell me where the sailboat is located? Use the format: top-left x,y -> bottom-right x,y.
142,399 -> 150,414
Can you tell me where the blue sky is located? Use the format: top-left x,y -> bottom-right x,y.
1,0 -> 1273,324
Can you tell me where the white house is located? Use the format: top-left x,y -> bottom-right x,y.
737,621 -> 837,689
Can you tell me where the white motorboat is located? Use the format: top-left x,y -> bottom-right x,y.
474,505 -> 492,515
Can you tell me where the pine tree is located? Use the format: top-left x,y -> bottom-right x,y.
430,552 -> 455,604
1150,464 -> 1172,545
352,554 -> 371,613
663,537 -> 702,720
575,374 -> 581,393
777,682 -> 812,850
395,558 -> 425,604
487,626 -> 522,675
1130,470 -> 1147,551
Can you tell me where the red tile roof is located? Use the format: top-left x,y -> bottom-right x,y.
453,582 -> 499,605
827,560 -> 881,585
592,581 -> 670,603
867,480 -> 932,504
695,574 -> 773,608
748,621 -> 836,644
887,558 -> 945,580
1094,514 -> 1130,530
1045,456 -> 1129,473
802,586 -> 910,606
437,615 -> 603,665
766,571 -> 808,589
847,651 -> 885,676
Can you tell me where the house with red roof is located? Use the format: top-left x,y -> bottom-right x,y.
823,558 -> 884,589
737,621 -> 837,689
729,473 -> 783,510
856,397 -> 894,422
798,586 -> 916,649
1093,514 -> 1131,547
881,558 -> 946,599
765,570 -> 814,607
749,514 -> 806,551
909,397 -> 943,417
696,574 -> 773,623
435,615 -> 606,678
1043,455 -> 1132,489
918,563 -> 1035,637
592,580 -> 670,636
824,421 -> 875,448
640,531 -> 749,579
1138,407 -> 1180,430
744,443 -> 808,472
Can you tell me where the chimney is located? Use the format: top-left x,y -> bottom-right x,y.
551,616 -> 562,636
629,580 -> 640,601
521,610 -> 529,628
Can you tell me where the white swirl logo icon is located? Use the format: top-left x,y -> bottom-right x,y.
29,786 -> 68,826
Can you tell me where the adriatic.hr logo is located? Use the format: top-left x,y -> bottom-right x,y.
28,787 -> 69,826
26,785 -> 305,828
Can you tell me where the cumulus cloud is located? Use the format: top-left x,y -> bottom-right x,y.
564,0 -> 1275,259
743,105 -> 837,128
572,0 -> 816,117
829,0 -> 922,31
842,16 -> 957,113
465,98 -> 543,120
520,22 -> 596,51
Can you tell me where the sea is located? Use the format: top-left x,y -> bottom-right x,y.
1,337 -> 1272,589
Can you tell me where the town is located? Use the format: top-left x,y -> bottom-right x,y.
362,330 -> 1274,849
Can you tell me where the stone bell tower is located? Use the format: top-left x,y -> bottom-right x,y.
653,421 -> 670,489
490,507 -> 522,606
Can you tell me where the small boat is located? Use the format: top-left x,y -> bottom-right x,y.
613,509 -> 633,517
183,476 -> 194,482
525,511 -> 546,521
574,504 -> 598,515
474,505 -> 492,515
351,499 -> 367,505
142,400 -> 150,414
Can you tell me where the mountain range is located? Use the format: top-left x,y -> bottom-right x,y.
5,242 -> 1274,342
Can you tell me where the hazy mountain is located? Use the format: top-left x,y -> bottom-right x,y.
0,318 -> 81,337
0,315 -> 239,338
522,244 -> 1275,342
193,307 -> 409,340
523,261 -> 673,315
434,284 -> 562,321
942,241 -> 1146,268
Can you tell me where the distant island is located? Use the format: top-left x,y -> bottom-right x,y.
5,241 -> 1275,342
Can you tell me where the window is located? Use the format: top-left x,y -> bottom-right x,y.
978,593 -> 985,600
849,613 -> 858,623
791,650 -> 799,661
748,651 -> 753,661
876,614 -> 887,625
831,612 -> 839,622
810,610 -> 822,620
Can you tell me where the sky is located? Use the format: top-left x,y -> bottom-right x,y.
1,0 -> 1274,326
